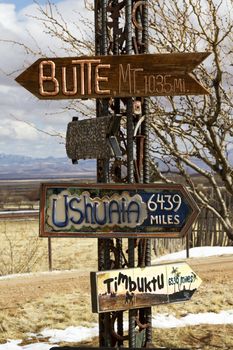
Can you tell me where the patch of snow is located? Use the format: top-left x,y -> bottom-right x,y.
0,340 -> 21,350
0,340 -> 57,350
0,269 -> 85,281
153,246 -> 233,263
22,344 -> 56,350
40,325 -> 99,343
1,310 -> 233,349
152,309 -> 233,328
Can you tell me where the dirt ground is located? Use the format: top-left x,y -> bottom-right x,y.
0,255 -> 232,310
0,254 -> 232,349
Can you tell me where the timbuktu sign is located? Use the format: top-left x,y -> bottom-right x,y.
15,52 -> 210,100
40,183 -> 199,238
91,262 -> 202,313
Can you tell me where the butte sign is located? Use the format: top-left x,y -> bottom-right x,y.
15,52 -> 210,100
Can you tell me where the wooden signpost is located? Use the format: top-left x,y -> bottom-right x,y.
91,262 -> 202,313
15,1 -> 210,348
15,52 -> 210,100
39,183 -> 199,238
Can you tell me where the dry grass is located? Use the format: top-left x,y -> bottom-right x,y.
0,221 -> 47,274
151,325 -> 233,349
0,293 -> 97,341
0,220 -> 99,274
0,219 -> 232,349
14,325 -> 233,350
0,266 -> 232,348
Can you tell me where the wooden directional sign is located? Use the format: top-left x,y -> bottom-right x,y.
15,52 -> 210,100
39,183 -> 199,238
91,262 -> 202,313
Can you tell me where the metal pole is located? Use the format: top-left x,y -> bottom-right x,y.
95,1 -> 112,346
112,1 -> 124,344
141,1 -> 152,344
125,0 -> 137,347
95,1 -> 152,347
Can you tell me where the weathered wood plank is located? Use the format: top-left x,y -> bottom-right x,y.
15,52 -> 211,100
39,183 -> 200,238
91,263 -> 202,313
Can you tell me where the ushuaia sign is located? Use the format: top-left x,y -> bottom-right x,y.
91,263 -> 202,313
40,183 -> 199,238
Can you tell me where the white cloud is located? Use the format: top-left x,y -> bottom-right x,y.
0,1 -> 93,157
6,120 -> 39,140
0,4 -> 23,36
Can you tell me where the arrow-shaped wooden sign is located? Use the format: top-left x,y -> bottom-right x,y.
15,52 -> 210,100
39,183 -> 199,238
91,262 -> 202,313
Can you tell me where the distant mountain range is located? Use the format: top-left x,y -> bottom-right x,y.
0,151 -> 232,180
0,154 -> 96,180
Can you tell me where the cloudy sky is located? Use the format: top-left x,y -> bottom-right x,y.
0,0 -> 94,158
1,1 -> 232,159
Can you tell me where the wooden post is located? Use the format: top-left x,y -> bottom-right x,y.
48,237 -> 52,271
186,230 -> 190,259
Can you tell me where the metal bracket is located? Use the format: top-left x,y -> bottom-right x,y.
134,115 -> 145,137
108,136 -> 122,160
133,100 -> 142,115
